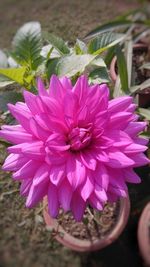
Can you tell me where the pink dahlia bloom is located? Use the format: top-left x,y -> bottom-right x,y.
0,75 -> 149,221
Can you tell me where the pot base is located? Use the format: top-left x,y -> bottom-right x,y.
43,197 -> 130,252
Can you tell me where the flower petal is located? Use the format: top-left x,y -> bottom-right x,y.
13,160 -> 39,180
71,191 -> 85,221
67,154 -> 86,189
37,78 -> 48,96
80,151 -> 97,170
49,164 -> 66,185
79,172 -> 94,201
2,153 -> 28,171
48,183 -> 59,217
49,74 -> 65,100
124,168 -> 141,184
58,180 -> 73,211
26,180 -> 48,208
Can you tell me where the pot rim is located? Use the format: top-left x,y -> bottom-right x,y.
43,196 -> 130,252
137,202 -> 150,266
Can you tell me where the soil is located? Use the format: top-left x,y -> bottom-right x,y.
58,202 -> 119,240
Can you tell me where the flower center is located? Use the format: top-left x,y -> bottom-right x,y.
68,125 -> 92,152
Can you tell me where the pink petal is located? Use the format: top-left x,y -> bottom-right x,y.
104,130 -> 132,148
125,121 -> 147,136
134,137 -> 149,146
8,141 -> 45,160
58,180 -> 73,211
124,168 -> 141,184
71,191 -> 86,221
29,117 -> 49,140
95,150 -> 110,163
23,91 -> 42,115
108,185 -> 127,198
49,164 -> 65,185
106,151 -> 135,168
73,75 -> 88,103
79,172 -> 94,201
2,153 -> 28,171
60,76 -> 72,91
40,96 -> 62,117
13,160 -> 39,180
95,184 -> 107,202
108,96 -> 133,113
8,103 -> 31,133
80,151 -> 97,170
130,153 -> 150,167
34,114 -> 51,131
63,92 -> 78,126
124,143 -> 147,154
108,112 -> 133,130
94,164 -> 109,190
89,193 -> 103,210
67,154 -> 86,190
33,163 -> 50,186
37,78 -> 48,96
26,180 -> 48,208
48,183 -> 59,217
49,75 -> 65,100
0,129 -> 33,144
20,179 -> 32,197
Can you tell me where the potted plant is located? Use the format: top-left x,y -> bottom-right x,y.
43,197 -> 130,252
138,202 -> 150,266
0,21 -> 149,253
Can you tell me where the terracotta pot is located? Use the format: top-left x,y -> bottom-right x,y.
138,202 -> 150,266
43,196 -> 130,252
110,43 -> 150,108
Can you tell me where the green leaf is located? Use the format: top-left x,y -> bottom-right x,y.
85,15 -> 150,39
46,58 -> 59,79
74,39 -> 87,54
0,80 -> 15,88
130,79 -> 150,93
133,28 -> 150,43
56,54 -> 95,77
115,9 -> 141,20
43,32 -> 70,55
0,67 -> 33,88
138,108 -> 150,120
88,32 -> 124,55
116,46 -> 129,93
124,39 -> 133,89
89,67 -> 110,84
91,58 -> 106,67
85,20 -> 132,39
140,131 -> 150,138
11,22 -> 43,70
0,91 -> 23,112
140,63 -> 150,70
0,67 -> 26,85
105,46 -> 116,67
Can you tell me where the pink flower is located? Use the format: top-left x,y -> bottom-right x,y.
0,75 -> 149,221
